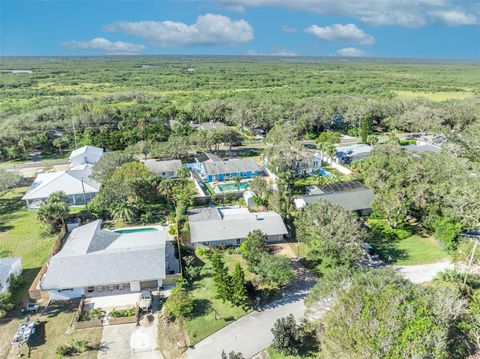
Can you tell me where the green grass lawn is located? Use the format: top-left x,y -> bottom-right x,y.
183,254 -> 251,345
0,187 -> 58,305
393,235 -> 449,265
368,220 -> 450,266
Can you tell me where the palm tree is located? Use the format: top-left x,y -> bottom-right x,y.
233,176 -> 242,192
111,202 -> 137,222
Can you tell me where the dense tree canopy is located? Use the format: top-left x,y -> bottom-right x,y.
295,201 -> 365,270
306,268 -> 471,359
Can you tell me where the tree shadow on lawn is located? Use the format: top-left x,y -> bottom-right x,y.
191,299 -> 212,317
371,239 -> 409,264
0,196 -> 25,218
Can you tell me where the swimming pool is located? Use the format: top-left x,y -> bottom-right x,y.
217,182 -> 250,192
114,227 -> 158,234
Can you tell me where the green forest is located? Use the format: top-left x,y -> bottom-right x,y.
1,56 -> 479,161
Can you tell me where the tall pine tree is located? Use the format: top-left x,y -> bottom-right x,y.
211,252 -> 232,302
231,263 -> 249,309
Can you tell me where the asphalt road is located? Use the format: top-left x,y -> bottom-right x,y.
187,263 -> 316,359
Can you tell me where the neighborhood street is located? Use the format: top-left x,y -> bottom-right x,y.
187,263 -> 316,359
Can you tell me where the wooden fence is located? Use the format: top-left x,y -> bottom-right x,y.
28,226 -> 68,300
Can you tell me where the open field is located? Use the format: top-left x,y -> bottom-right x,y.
395,90 -> 475,101
0,186 -> 57,305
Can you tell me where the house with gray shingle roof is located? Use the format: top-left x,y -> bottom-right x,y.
144,159 -> 183,178
196,156 -> 262,182
294,181 -> 374,216
188,207 -> 288,247
39,220 -> 179,300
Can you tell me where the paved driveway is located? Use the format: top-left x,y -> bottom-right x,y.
187,262 -> 316,359
98,314 -> 162,359
394,261 -> 454,283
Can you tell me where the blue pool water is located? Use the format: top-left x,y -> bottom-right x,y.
114,227 -> 158,234
217,182 -> 250,192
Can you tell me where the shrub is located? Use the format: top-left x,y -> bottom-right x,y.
0,293 -> 14,318
434,218 -> 462,251
108,308 -> 135,318
271,314 -> 302,356
8,274 -> 25,291
163,283 -> 193,319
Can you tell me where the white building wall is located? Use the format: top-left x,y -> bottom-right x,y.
48,287 -> 85,300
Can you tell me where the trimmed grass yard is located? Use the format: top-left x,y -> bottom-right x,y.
184,253 -> 251,345
368,219 -> 449,265
1,300 -> 102,358
0,186 -> 57,305
392,235 -> 449,265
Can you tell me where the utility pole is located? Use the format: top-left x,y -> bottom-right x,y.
464,238 -> 479,285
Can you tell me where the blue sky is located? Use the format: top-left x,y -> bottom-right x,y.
1,0 -> 479,59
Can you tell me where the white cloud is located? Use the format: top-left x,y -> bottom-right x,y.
281,25 -> 297,33
306,24 -> 374,45
104,14 -> 253,47
218,0 -> 479,27
60,38 -> 145,54
429,10 -> 478,25
336,47 -> 367,57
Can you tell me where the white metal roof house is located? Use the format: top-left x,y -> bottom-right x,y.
144,159 -> 183,179
188,207 -> 288,247
22,164 -> 101,209
69,145 -> 104,169
39,220 -> 179,300
335,144 -> 372,164
294,181 -> 374,216
23,146 -> 104,209
0,257 -> 22,295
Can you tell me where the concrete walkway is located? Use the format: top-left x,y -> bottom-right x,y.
187,263 -> 316,359
98,314 -> 162,359
394,261 -> 454,284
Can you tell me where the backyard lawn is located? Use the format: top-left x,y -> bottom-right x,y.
0,186 -> 58,305
0,300 -> 103,358
183,253 -> 251,345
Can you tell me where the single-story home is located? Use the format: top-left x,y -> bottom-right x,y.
188,207 -> 288,247
23,146 -> 104,209
294,180 -> 374,216
200,158 -> 262,182
0,257 -> 22,294
144,159 -> 183,179
69,145 -> 104,169
23,165 -> 101,209
39,220 -> 179,300
335,144 -> 372,164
